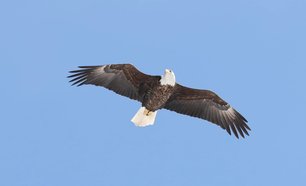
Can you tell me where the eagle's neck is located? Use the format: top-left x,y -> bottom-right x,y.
160,71 -> 176,86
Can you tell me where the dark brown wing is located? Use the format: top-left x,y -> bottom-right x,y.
68,64 -> 160,101
164,84 -> 251,138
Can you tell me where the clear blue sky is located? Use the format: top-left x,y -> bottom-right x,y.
1,0 -> 305,185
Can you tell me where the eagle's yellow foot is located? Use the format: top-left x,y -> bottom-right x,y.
143,109 -> 151,116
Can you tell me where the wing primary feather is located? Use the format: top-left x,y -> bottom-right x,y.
78,65 -> 101,69
67,72 -> 87,78
235,122 -> 245,138
229,122 -> 239,139
220,111 -> 232,135
69,69 -> 90,73
218,112 -> 228,129
227,111 -> 241,138
243,122 -> 251,131
242,126 -> 250,136
69,74 -> 88,83
71,78 -> 87,86
237,119 -> 250,136
220,110 -> 231,130
234,109 -> 248,122
225,122 -> 231,136
232,109 -> 251,131
230,110 -> 249,136
240,124 -> 249,136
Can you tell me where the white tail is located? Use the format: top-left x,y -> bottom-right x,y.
131,107 -> 157,127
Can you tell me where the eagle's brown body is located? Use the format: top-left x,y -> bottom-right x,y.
142,84 -> 175,111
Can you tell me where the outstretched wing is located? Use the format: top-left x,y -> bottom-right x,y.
68,64 -> 160,102
164,84 -> 251,138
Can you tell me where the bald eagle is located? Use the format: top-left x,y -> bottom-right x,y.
68,64 -> 251,138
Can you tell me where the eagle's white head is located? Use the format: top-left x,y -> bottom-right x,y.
160,69 -> 176,86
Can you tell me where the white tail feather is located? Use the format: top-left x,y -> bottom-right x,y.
131,107 -> 157,127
